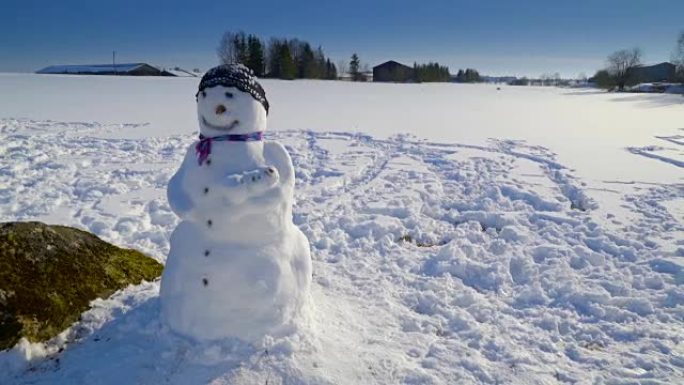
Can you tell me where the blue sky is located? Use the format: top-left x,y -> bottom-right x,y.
1,0 -> 682,77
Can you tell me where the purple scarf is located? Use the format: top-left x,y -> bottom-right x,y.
195,132 -> 264,165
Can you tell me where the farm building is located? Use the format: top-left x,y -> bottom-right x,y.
373,61 -> 414,82
630,62 -> 677,83
36,63 -> 179,76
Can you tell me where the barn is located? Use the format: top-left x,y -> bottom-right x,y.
630,62 -> 677,83
372,61 -> 414,82
36,63 -> 175,76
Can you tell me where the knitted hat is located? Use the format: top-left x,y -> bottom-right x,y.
196,63 -> 269,114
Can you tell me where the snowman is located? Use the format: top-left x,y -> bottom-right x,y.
160,64 -> 312,342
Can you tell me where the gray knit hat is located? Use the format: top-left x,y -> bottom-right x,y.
196,63 -> 269,114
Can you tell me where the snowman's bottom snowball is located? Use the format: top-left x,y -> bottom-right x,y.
160,220 -> 312,342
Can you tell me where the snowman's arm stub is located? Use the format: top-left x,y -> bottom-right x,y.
225,167 -> 279,188
167,147 -> 195,218
222,167 -> 279,204
263,141 -> 295,189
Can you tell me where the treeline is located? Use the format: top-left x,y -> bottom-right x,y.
453,68 -> 482,83
218,31 -> 337,80
413,62 -> 451,82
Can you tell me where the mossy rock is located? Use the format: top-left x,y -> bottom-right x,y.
0,221 -> 163,350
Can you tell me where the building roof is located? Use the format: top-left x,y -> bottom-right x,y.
164,68 -> 199,77
373,60 -> 412,70
636,62 -> 675,69
631,62 -> 676,82
37,63 -> 152,74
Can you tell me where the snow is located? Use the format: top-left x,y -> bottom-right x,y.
0,73 -> 683,384
160,82 -> 312,342
630,83 -> 684,94
666,84 -> 684,94
164,68 -> 199,77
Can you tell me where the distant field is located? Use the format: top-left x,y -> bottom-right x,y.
1,73 -> 682,184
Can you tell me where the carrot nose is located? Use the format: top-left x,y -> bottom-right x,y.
215,105 -> 227,115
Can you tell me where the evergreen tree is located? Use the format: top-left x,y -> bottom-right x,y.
413,62 -> 451,82
325,59 -> 337,79
226,32 -> 337,81
297,42 -> 317,78
592,69 -> 616,89
288,39 -> 302,64
315,47 -> 326,79
349,53 -> 362,81
246,35 -> 265,76
266,38 -> 294,79
278,43 -> 296,80
266,38 -> 282,77
232,32 -> 248,64
464,68 -> 481,82
454,68 -> 481,83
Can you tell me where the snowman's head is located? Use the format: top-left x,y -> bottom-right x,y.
196,64 -> 269,137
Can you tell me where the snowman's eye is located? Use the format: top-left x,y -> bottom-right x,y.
225,92 -> 233,98
201,91 -> 207,98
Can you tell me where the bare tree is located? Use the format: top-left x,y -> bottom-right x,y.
673,31 -> 684,83
217,32 -> 237,64
606,48 -> 642,90
217,31 -> 249,65
336,60 -> 347,78
539,73 -> 549,86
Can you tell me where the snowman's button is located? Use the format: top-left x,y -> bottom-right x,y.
207,219 -> 213,227
203,187 -> 209,194
206,159 -> 212,165
202,278 -> 209,286
204,249 -> 210,257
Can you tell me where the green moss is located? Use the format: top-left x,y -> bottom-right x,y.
0,221 -> 163,350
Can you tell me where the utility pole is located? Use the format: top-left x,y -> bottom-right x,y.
113,51 -> 117,75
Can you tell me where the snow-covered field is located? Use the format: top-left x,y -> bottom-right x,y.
0,73 -> 683,384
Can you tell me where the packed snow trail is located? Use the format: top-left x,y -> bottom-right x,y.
1,119 -> 683,384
